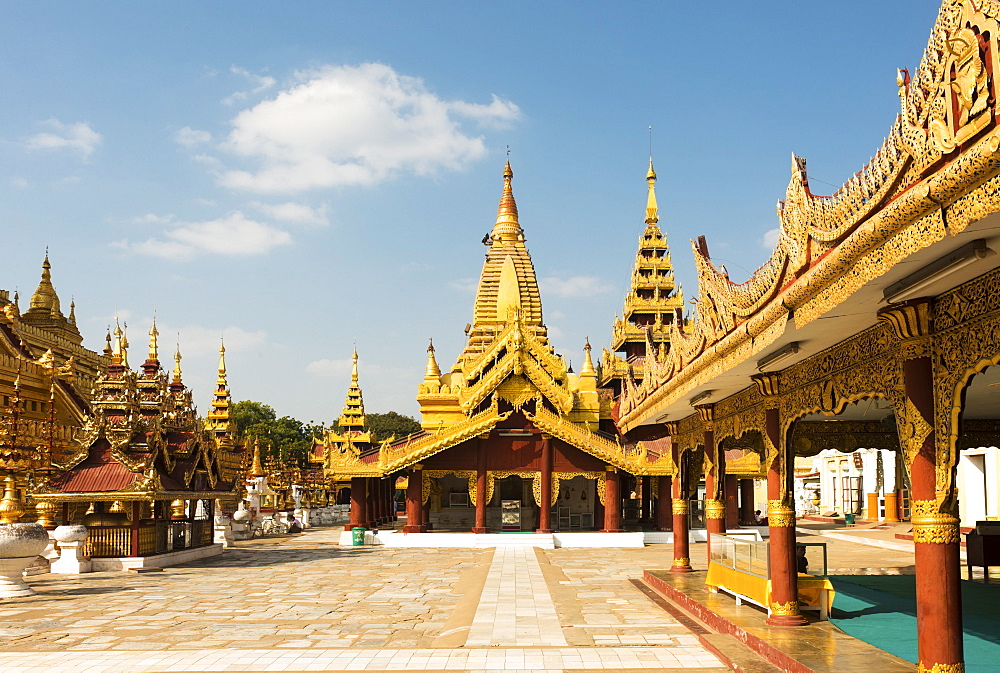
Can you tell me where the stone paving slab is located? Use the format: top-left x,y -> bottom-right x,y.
0,528 -> 730,671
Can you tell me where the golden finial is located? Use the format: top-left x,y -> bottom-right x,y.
493,159 -> 520,242
29,249 -> 59,312
69,298 -> 76,325
218,338 -> 227,384
645,150 -> 659,225
112,320 -> 124,365
351,347 -> 359,384
148,316 -> 159,361
121,321 -> 130,369
250,437 -> 265,477
173,340 -> 183,384
104,327 -> 113,358
0,476 -> 25,524
425,338 -> 441,381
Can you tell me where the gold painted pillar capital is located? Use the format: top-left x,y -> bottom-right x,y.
877,298 -> 933,359
694,403 -> 715,424
751,372 -> 781,397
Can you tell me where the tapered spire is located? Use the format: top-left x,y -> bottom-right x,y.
148,318 -> 159,362
492,161 -> 522,243
68,299 -> 76,326
206,339 -> 232,443
645,159 -> 659,224
173,345 -> 183,385
250,438 -> 265,477
112,320 -> 124,365
218,339 -> 227,384
581,338 -> 597,376
424,339 -> 441,381
29,252 -> 61,314
338,348 -> 366,430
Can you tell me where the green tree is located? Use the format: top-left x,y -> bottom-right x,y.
231,400 -> 321,467
365,411 -> 422,442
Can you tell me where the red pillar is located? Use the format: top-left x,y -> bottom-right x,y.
404,468 -> 422,533
739,479 -> 755,525
129,501 -> 142,557
601,467 -> 623,532
670,444 -> 692,572
725,475 -> 740,529
639,475 -> 652,529
537,435 -> 553,533
906,352 -> 964,670
366,478 -> 379,528
655,475 -> 672,531
348,477 -> 367,531
474,439 -> 488,533
703,425 -> 725,561
764,405 -> 807,626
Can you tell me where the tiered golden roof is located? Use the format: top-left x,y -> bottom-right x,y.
204,340 -> 232,445
601,159 -> 684,390
338,349 -> 367,430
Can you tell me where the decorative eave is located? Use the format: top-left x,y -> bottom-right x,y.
620,0 -> 1000,432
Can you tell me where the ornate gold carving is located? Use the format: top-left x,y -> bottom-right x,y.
878,299 -> 933,341
769,601 -> 800,617
917,661 -> 965,673
672,498 -> 689,515
767,500 -> 795,528
704,498 -> 725,519
489,470 -> 540,506
553,471 -> 605,508
752,373 -> 780,397
423,470 -> 477,507
695,404 -> 715,423
672,557 -> 691,567
911,499 -> 961,544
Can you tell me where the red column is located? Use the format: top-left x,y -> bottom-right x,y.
725,475 -> 739,529
639,475 -> 652,529
655,475 -> 672,531
129,501 -> 141,557
474,439 -> 488,533
670,444 -> 692,572
348,477 -> 367,531
704,426 -> 725,562
365,478 -> 379,528
601,467 -> 623,532
404,468 -> 422,533
765,406 -> 807,626
739,479 -> 755,525
537,435 -> 553,533
906,353 -> 964,670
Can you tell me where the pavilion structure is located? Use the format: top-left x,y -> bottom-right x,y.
321,162 -> 676,536
617,1 -> 1000,670
31,323 -> 244,567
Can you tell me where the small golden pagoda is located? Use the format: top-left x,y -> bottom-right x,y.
600,160 -> 684,396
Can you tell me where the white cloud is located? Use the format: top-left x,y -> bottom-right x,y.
539,275 -> 613,298
215,63 -> 521,193
25,118 -> 102,159
133,212 -> 175,225
305,357 -> 353,377
10,177 -> 30,189
115,211 -> 292,261
223,66 -> 277,106
174,126 -> 212,148
169,324 -> 268,357
250,200 -> 328,226
761,227 -> 780,249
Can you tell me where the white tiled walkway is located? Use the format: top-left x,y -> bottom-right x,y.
466,545 -> 567,647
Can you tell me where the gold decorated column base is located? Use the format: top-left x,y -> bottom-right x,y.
672,557 -> 691,568
917,662 -> 964,673
671,498 -> 689,515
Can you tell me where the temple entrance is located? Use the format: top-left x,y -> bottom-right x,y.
493,476 -> 535,531
553,475 -> 596,531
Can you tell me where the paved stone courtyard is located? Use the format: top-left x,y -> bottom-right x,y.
0,528 -> 731,672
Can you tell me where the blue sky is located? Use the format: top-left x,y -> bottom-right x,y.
0,2 -> 942,423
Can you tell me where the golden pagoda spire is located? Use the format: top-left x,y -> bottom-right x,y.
68,299 -> 76,326
338,348 -> 367,430
218,339 -> 227,384
104,328 -> 113,358
29,251 -> 60,313
112,320 -> 124,365
148,317 -> 159,361
645,158 -> 659,225
424,339 -> 441,381
492,160 -> 521,244
250,437 -> 265,477
173,341 -> 183,385
581,338 -> 597,376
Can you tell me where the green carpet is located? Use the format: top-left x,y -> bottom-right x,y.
829,575 -> 1000,672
